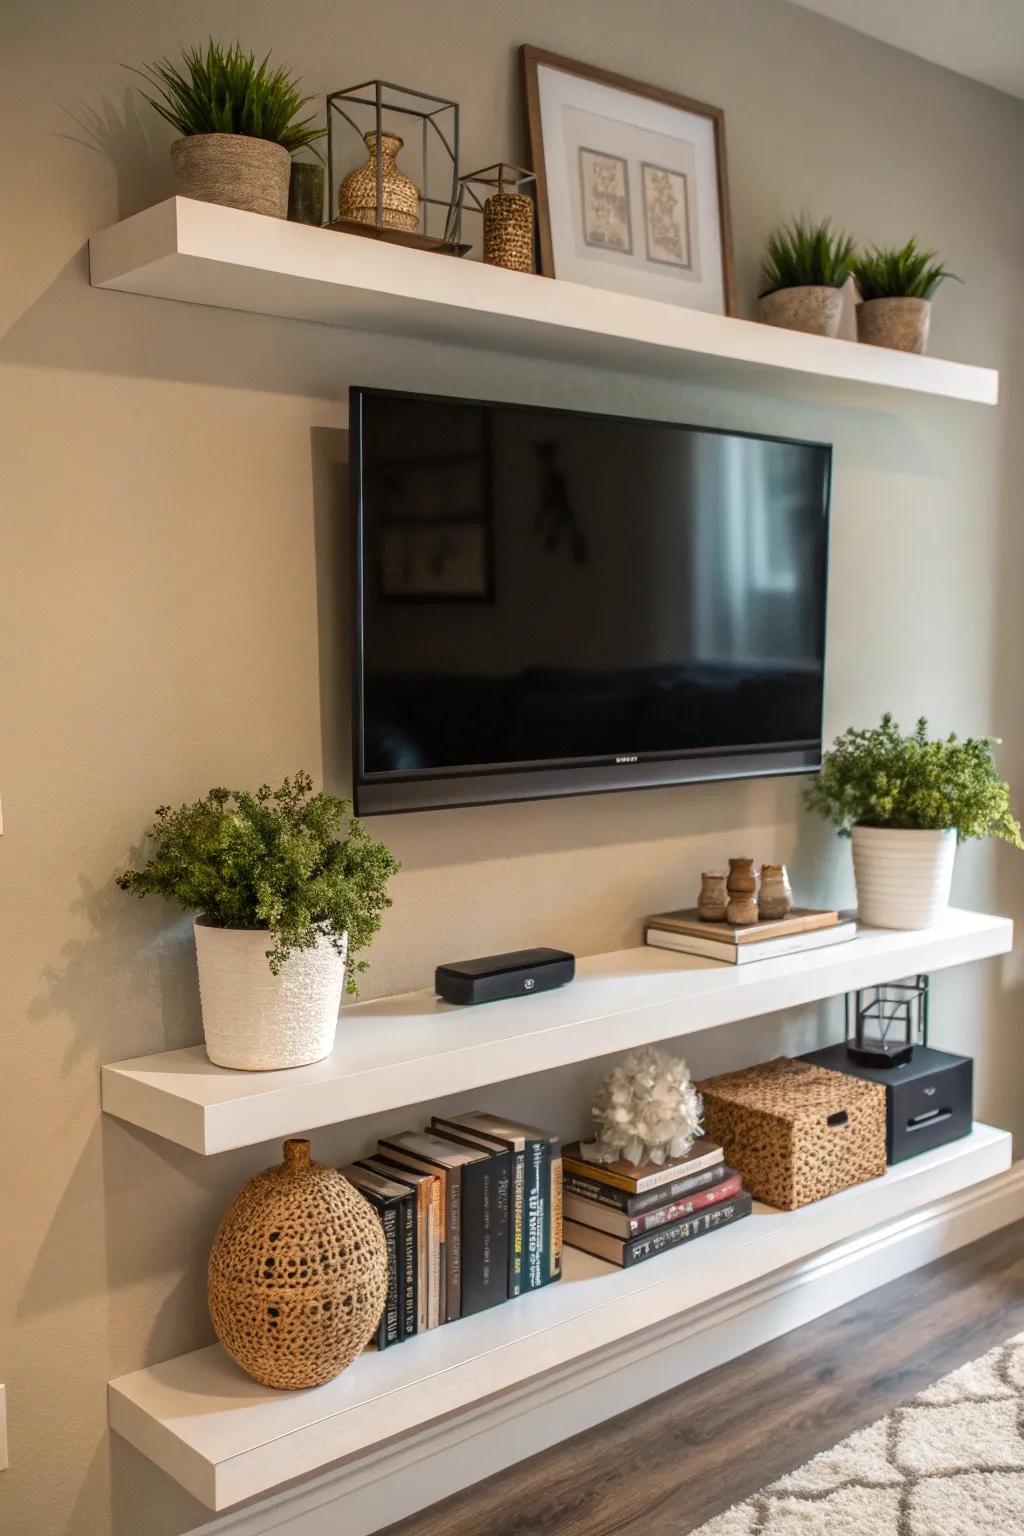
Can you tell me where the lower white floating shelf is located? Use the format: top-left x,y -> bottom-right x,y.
109,1124 -> 1012,1511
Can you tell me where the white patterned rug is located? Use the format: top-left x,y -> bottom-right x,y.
694,1333 -> 1024,1534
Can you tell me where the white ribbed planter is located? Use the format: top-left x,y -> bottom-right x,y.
194,919 -> 347,1071
851,827 -> 957,930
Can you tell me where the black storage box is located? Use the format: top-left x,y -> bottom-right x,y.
801,1043 -> 973,1165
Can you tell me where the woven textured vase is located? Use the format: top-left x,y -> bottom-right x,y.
338,131 -> 419,231
758,285 -> 844,337
194,920 -> 347,1071
857,296 -> 931,354
209,1139 -> 389,1389
483,191 -> 534,272
171,133 -> 291,218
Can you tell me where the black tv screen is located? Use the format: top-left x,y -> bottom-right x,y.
352,388 -> 830,814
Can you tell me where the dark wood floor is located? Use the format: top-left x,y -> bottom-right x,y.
384,1219 -> 1024,1536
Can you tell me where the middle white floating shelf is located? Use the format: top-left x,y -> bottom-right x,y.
102,908 -> 1012,1155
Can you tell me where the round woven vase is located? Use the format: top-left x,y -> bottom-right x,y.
209,1139 -> 388,1390
171,133 -> 291,219
194,919 -> 347,1071
338,131 -> 419,231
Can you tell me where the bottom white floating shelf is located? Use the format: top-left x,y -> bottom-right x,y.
109,1124 -> 1012,1511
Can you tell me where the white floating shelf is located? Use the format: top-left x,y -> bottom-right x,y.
102,909 -> 1012,1155
108,1123 -> 1013,1510
89,198 -> 998,406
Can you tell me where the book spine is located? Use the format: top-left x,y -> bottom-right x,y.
628,1173 -> 743,1235
623,1194 -> 752,1267
547,1139 -> 562,1283
562,1162 -> 727,1214
460,1155 -> 511,1314
427,1176 -> 442,1328
379,1201 -> 401,1345
523,1139 -> 545,1290
445,1167 -> 461,1323
400,1192 -> 416,1337
508,1148 -> 525,1297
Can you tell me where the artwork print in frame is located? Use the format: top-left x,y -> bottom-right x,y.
521,46 -> 736,316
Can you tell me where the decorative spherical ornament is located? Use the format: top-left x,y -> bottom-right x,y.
208,1139 -> 388,1390
586,1047 -> 703,1167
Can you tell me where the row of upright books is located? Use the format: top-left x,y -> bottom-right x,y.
342,1111 -> 561,1349
561,1137 -> 752,1267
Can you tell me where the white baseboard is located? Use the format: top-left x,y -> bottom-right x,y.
192,1161 -> 1024,1536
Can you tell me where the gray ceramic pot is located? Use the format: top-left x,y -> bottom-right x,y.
758,285 -> 844,337
171,133 -> 291,219
856,296 -> 931,354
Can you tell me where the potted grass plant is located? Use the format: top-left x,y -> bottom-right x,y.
805,715 -> 1022,930
133,40 -> 325,219
117,773 -> 399,1070
852,238 -> 959,354
758,216 -> 856,337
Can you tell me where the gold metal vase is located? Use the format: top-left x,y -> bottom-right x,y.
338,130 -> 420,232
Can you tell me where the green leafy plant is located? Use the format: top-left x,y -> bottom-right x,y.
117,772 -> 399,988
804,714 -> 1023,846
132,40 -> 325,156
853,238 -> 959,301
760,216 -> 857,296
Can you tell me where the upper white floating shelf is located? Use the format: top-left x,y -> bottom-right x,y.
89,198 -> 998,406
101,909 -> 1012,1155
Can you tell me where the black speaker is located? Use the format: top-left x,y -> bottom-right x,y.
435,947 -> 575,1006
802,1043 -> 973,1164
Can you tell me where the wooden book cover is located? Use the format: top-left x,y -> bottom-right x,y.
644,906 -> 838,944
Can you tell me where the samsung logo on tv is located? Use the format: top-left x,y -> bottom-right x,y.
615,755 -> 639,764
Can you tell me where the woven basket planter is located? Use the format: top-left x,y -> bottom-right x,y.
171,133 -> 291,219
758,285 -> 844,337
194,919 -> 347,1071
852,826 -> 956,930
856,296 -> 931,354
209,1139 -> 389,1389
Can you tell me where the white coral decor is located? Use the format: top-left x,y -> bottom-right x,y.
586,1047 -> 703,1167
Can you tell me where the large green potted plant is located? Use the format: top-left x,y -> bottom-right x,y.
758,216 -> 857,338
118,773 -> 399,1070
805,715 -> 1022,930
134,40 -> 325,219
852,238 -> 959,354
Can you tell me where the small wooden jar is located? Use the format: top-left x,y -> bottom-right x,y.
727,857 -> 758,894
697,872 -> 729,922
759,863 -> 793,919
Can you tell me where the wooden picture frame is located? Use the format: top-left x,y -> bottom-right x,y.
521,45 -> 737,317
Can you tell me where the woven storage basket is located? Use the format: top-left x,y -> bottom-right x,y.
208,1139 -> 388,1389
698,1057 -> 887,1210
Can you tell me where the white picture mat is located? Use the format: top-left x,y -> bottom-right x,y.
537,63 -> 725,313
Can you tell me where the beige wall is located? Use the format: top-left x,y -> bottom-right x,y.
2,2 -> 1024,1532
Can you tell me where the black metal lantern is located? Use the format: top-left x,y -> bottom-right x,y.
846,974 -> 929,1068
326,79 -> 466,253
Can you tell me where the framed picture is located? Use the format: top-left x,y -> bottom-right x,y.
521,46 -> 736,315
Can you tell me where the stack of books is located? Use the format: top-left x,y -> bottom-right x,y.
644,906 -> 856,965
561,1138 -> 752,1267
343,1111 -> 561,1349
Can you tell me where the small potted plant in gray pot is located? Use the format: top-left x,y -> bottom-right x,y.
805,714 -> 1022,930
758,216 -> 856,337
117,773 -> 399,1070
852,238 -> 959,354
134,40 -> 324,219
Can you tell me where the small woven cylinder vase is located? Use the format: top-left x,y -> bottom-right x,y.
209,1139 -> 389,1390
338,131 -> 419,231
194,919 -> 347,1071
171,133 -> 291,218
483,191 -> 534,272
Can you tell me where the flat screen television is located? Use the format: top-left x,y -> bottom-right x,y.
352,387 -> 831,815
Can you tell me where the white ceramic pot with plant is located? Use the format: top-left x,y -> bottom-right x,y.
853,238 -> 959,354
805,714 -> 1022,931
757,216 -> 856,338
118,773 -> 399,1071
134,41 -> 324,219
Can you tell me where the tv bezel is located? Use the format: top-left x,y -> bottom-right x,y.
351,386 -> 831,816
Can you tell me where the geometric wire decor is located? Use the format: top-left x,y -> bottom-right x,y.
846,973 -> 930,1068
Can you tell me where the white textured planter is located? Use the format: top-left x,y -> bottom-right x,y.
851,827 -> 957,931
194,919 -> 347,1071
